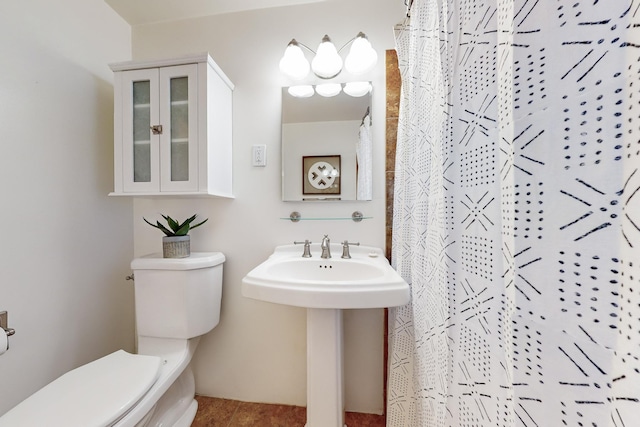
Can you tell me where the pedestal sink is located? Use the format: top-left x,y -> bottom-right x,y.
242,243 -> 410,427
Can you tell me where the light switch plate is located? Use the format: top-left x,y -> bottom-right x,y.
252,145 -> 267,167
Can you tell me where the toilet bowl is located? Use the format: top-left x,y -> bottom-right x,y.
0,252 -> 224,427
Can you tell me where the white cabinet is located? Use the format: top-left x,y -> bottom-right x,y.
110,53 -> 234,197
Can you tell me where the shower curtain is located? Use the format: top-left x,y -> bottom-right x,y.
357,110 -> 373,200
387,1 -> 640,426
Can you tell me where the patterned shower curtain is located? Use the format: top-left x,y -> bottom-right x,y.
357,111 -> 373,200
387,1 -> 640,426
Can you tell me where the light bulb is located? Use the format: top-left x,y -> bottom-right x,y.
315,83 -> 342,97
287,85 -> 314,98
279,39 -> 310,80
343,81 -> 372,97
311,35 -> 343,79
344,32 -> 378,75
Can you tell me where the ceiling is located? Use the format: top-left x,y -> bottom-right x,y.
105,0 -> 326,25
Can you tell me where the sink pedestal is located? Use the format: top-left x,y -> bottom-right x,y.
306,308 -> 346,427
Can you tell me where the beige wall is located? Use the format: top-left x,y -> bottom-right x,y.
0,0 -> 133,416
130,0 -> 405,413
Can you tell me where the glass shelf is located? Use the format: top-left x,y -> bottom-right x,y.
282,211 -> 370,222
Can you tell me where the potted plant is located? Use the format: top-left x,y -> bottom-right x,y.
143,214 -> 208,258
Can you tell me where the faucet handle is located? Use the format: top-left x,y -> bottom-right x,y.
341,241 -> 360,259
294,240 -> 312,257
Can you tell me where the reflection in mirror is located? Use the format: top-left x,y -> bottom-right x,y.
281,85 -> 372,201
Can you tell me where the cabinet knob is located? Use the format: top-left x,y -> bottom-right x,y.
150,125 -> 163,135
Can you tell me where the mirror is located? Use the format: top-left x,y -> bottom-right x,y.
281,85 -> 372,201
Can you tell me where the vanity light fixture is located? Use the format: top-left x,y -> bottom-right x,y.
344,34 -> 378,75
343,81 -> 372,97
287,81 -> 372,99
279,39 -> 311,80
315,83 -> 342,97
287,85 -> 315,98
312,35 -> 343,79
279,32 -> 377,80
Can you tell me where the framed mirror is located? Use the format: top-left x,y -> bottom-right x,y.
281,85 -> 372,201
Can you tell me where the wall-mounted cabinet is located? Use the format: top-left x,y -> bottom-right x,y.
109,53 -> 234,197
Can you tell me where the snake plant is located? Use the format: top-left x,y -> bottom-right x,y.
143,214 -> 208,237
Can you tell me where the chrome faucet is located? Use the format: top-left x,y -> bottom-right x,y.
320,235 -> 331,259
341,240 -> 360,259
294,239 -> 312,257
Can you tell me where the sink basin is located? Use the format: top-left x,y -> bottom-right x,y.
265,258 -> 385,282
242,243 -> 409,309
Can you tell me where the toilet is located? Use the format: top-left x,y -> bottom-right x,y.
0,252 -> 225,427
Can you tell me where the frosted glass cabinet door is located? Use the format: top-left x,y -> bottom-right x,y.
133,80 -> 152,182
159,65 -> 198,192
121,68 -> 160,192
118,65 -> 198,193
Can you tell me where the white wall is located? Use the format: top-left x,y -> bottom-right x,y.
0,0 -> 132,415
130,0 -> 405,414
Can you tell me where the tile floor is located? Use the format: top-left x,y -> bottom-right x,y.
192,395 -> 386,427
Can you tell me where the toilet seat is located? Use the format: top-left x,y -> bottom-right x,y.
0,350 -> 162,427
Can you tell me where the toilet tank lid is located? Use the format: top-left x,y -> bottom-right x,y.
0,350 -> 161,427
131,251 -> 226,270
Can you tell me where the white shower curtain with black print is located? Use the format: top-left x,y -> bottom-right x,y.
387,0 -> 640,426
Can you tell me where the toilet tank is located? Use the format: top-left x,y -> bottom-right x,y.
131,252 -> 225,339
